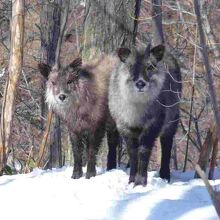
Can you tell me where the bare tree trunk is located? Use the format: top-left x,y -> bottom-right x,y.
200,0 -> 220,61
172,141 -> 178,170
39,0 -> 70,168
133,0 -> 142,45
195,124 -> 216,178
49,0 -> 69,168
194,0 -> 220,177
39,0 -> 62,168
37,111 -> 53,167
198,0 -> 220,179
194,0 -> 220,140
0,0 -> 24,174
208,135 -> 218,179
55,0 -> 69,67
48,116 -> 62,168
151,0 -> 164,46
82,0 -> 138,60
183,28 -> 197,172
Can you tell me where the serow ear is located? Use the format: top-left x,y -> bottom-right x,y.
69,57 -> 82,70
117,48 -> 131,62
150,44 -> 165,62
38,63 -> 51,79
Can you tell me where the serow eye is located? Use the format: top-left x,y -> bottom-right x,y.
51,81 -> 56,85
67,80 -> 73,85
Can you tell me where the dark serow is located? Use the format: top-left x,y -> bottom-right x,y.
109,44 -> 182,186
38,56 -> 119,179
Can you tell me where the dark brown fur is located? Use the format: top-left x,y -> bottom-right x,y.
39,56 -> 119,178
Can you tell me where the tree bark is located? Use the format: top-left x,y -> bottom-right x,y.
39,0 -> 61,168
200,0 -> 220,179
151,0 -> 164,46
40,1 -> 62,66
195,124 -> 216,178
0,0 -> 25,174
194,0 -> 220,140
48,115 -> 62,168
39,0 -> 70,168
208,134 -> 218,180
37,110 -> 53,167
194,0 -> 220,177
82,0 -> 138,60
200,0 -> 220,61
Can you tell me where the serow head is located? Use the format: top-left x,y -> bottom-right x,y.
116,44 -> 165,98
38,58 -> 82,109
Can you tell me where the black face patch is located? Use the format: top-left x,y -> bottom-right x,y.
121,44 -> 164,85
79,70 -> 92,79
144,64 -> 158,82
131,52 -> 147,81
129,49 -> 159,83
132,62 -> 140,81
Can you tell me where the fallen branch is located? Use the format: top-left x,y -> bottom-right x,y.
195,164 -> 220,217
36,110 -> 53,168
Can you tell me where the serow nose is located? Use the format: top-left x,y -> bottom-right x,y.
136,80 -> 146,90
59,94 -> 67,101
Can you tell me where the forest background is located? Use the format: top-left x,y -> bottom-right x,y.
0,0 -> 220,180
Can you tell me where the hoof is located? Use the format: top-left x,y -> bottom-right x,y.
134,174 -> 147,187
86,171 -> 96,179
159,169 -> 170,182
128,175 -> 135,184
107,162 -> 117,171
71,171 -> 83,179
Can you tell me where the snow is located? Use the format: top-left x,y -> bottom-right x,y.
0,167 -> 219,220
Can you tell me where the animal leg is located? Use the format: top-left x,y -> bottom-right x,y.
160,120 -> 178,182
124,137 -> 138,183
135,127 -> 159,186
159,135 -> 173,182
135,146 -> 151,186
106,127 -> 119,170
70,134 -> 83,179
86,129 -> 104,179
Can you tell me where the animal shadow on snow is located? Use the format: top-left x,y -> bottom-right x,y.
147,185 -> 214,220
107,180 -> 213,220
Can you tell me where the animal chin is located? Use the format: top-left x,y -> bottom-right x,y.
138,89 -> 144,93
57,99 -> 68,106
135,88 -> 145,93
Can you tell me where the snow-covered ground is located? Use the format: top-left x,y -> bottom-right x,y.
0,167 -> 219,220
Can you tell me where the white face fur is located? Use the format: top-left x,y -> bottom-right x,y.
45,72 -> 77,118
115,45 -> 166,105
45,85 -> 57,109
118,62 -> 166,104
45,85 -> 71,109
39,58 -> 82,118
